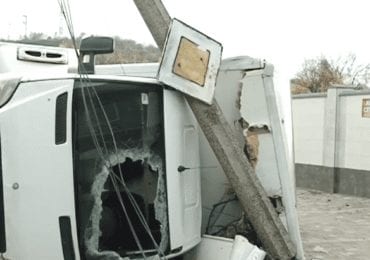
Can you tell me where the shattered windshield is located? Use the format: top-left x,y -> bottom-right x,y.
72,80 -> 168,259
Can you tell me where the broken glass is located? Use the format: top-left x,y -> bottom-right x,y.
72,81 -> 168,259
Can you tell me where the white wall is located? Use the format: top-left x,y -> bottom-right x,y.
293,90 -> 370,172
292,96 -> 326,165
337,94 -> 370,170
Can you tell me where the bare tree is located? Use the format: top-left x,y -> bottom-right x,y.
291,54 -> 370,94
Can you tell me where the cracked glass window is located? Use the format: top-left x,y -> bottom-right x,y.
72,81 -> 168,259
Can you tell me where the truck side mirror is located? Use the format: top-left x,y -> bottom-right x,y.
78,36 -> 114,74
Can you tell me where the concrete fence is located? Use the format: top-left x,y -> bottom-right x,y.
292,87 -> 370,197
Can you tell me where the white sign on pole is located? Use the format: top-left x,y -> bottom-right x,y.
157,19 -> 223,105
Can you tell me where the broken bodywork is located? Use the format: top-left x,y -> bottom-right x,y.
0,24 -> 304,259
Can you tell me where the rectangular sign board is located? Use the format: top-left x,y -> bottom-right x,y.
157,19 -> 222,105
362,98 -> 370,118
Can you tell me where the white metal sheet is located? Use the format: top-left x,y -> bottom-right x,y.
183,235 -> 265,260
0,79 -> 80,260
163,89 -> 201,253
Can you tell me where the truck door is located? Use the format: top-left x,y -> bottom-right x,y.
163,89 -> 201,253
0,79 -> 80,260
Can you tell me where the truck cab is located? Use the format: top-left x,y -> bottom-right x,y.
0,38 -> 304,259
0,68 -> 203,259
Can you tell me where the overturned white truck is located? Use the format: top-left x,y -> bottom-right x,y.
0,36 -> 303,260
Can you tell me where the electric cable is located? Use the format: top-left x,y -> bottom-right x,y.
58,1 -> 147,259
58,1 -> 166,258
205,195 -> 237,234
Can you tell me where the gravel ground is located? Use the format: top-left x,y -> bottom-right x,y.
297,188 -> 370,260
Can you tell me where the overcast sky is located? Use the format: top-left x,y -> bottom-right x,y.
1,0 -> 370,112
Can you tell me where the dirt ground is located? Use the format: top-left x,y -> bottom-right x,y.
297,188 -> 370,260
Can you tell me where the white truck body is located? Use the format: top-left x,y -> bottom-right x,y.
0,42 -> 304,259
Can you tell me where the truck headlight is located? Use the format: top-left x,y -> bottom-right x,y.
0,74 -> 21,108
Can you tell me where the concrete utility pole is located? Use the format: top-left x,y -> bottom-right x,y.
133,1 -> 296,259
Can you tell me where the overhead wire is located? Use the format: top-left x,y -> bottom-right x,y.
84,82 -> 150,258
79,80 -> 147,258
77,67 -> 154,258
78,66 -> 164,258
84,81 -> 164,257
205,195 -> 237,234
57,0 -> 166,258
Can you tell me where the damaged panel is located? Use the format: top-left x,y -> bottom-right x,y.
83,149 -> 168,259
240,71 -> 283,197
73,81 -> 169,259
260,71 -> 305,259
241,66 -> 304,259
